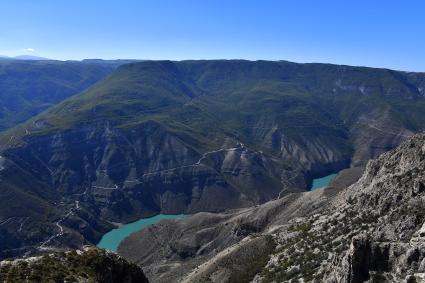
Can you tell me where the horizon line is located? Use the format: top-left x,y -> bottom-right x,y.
1,55 -> 423,73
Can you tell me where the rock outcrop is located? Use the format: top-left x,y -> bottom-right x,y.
0,247 -> 149,283
321,133 -> 425,282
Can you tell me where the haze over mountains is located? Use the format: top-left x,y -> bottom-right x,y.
1,58 -> 425,282
0,60 -> 130,131
0,55 -> 52,61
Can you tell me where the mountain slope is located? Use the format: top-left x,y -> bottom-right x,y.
0,60 -> 127,131
119,133 -> 425,283
1,60 -> 425,259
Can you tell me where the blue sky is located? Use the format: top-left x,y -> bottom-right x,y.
1,0 -> 424,71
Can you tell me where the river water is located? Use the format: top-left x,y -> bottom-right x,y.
310,173 -> 338,190
97,214 -> 189,252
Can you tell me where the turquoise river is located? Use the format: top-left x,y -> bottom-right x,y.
310,173 -> 338,191
97,214 -> 189,252
97,173 -> 338,252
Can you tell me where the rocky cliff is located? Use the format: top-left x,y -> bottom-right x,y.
320,133 -> 425,282
118,133 -> 425,283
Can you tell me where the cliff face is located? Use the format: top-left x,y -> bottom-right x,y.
7,120 -> 287,217
258,133 -> 425,282
0,120 -> 289,259
118,133 -> 425,283
321,134 -> 425,282
0,247 -> 149,283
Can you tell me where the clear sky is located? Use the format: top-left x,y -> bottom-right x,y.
1,0 -> 424,71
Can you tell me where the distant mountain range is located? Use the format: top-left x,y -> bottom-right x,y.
0,55 -> 52,60
1,60 -> 425,260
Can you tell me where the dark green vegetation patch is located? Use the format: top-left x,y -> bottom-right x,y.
0,247 -> 148,283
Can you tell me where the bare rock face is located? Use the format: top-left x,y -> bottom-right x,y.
0,117 -> 338,258
318,134 -> 425,282
327,235 -> 395,283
